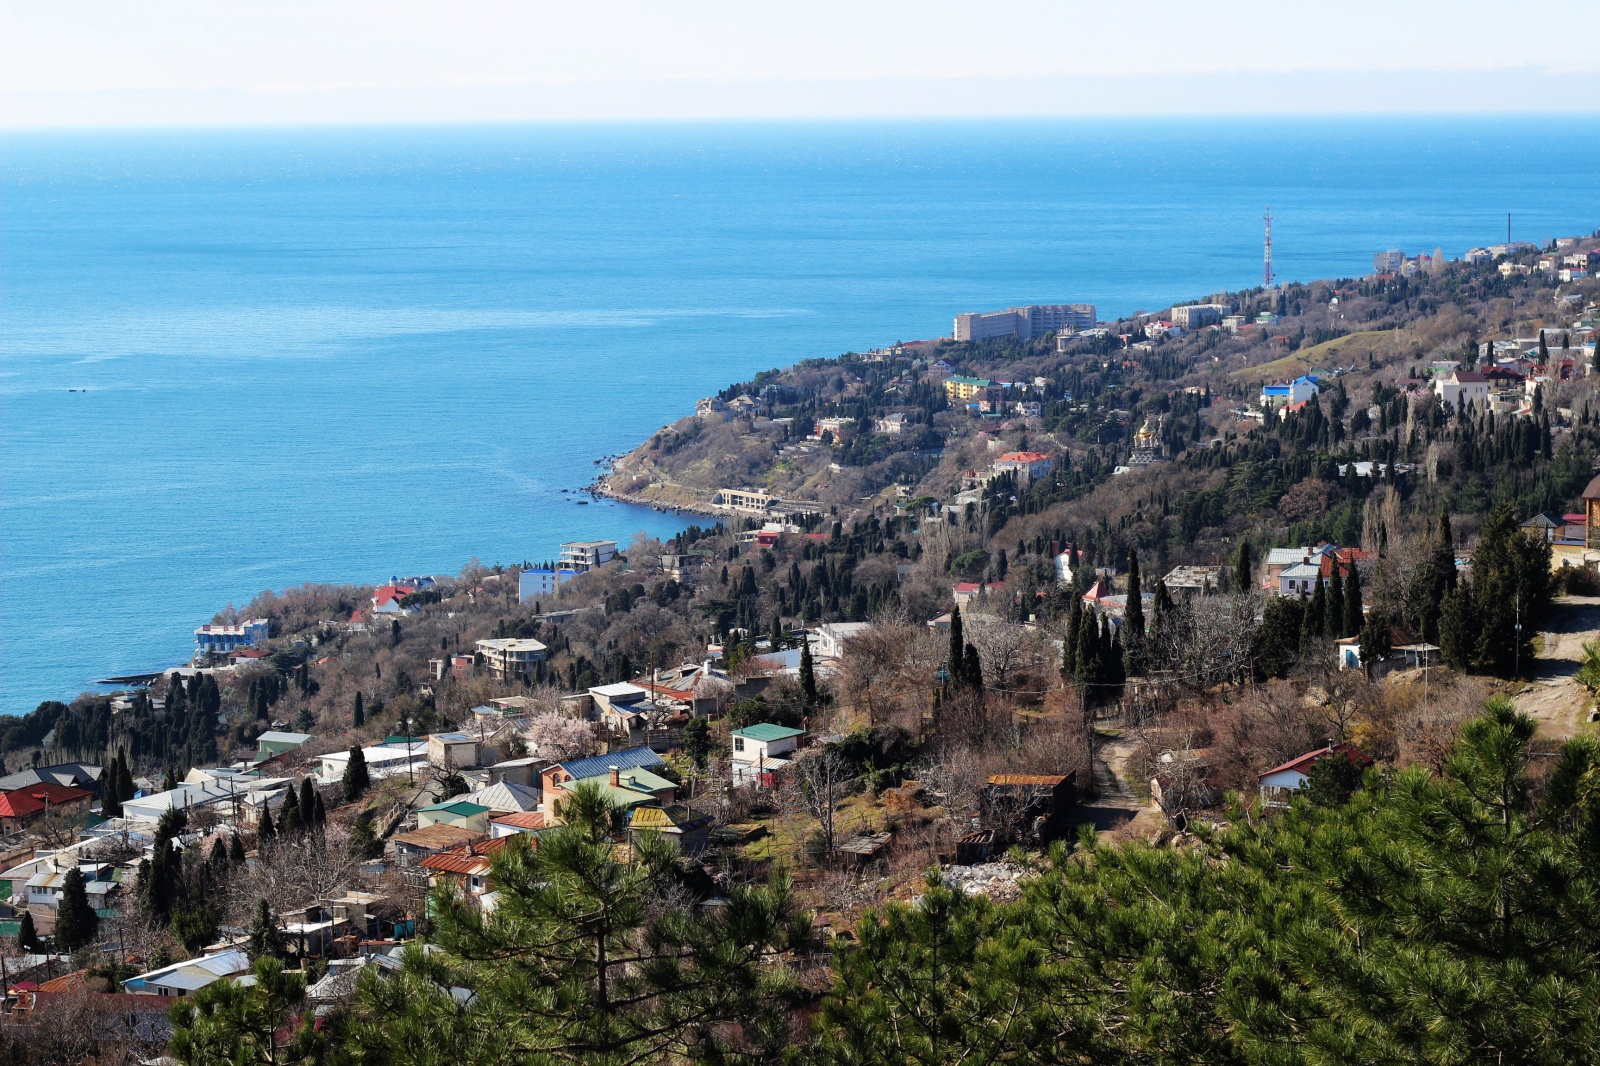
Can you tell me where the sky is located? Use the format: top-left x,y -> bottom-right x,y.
2,1 -> 1598,128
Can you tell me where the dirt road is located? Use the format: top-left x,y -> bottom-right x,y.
1067,728 -> 1166,840
1516,595 -> 1600,740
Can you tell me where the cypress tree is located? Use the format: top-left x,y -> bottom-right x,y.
298,778 -> 316,824
103,752 -> 124,818
1124,548 -> 1145,640
1328,566 -> 1346,638
257,805 -> 276,843
963,643 -> 984,692
343,744 -> 370,801
354,691 -> 365,728
17,910 -> 42,953
799,638 -> 818,705
1234,539 -> 1253,592
947,604 -> 966,686
247,898 -> 285,960
1344,564 -> 1364,638
313,793 -> 327,827
163,765 -> 178,792
279,786 -> 300,835
229,834 -> 246,865
1306,579 -> 1327,641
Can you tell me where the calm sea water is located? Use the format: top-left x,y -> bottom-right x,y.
3,118 -> 1598,717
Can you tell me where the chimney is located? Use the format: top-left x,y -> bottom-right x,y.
609,765 -> 620,787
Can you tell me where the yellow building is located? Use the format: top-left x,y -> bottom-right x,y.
943,376 -> 999,404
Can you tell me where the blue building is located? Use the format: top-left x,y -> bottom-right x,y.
194,618 -> 269,656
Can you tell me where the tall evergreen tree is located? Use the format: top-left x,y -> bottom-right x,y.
947,604 -> 966,686
17,910 -> 41,953
54,867 -> 99,951
1344,563 -> 1364,639
798,638 -> 818,706
1234,539 -> 1253,593
962,643 -> 984,692
353,691 -> 365,728
298,778 -> 316,826
256,805 -> 276,843
1328,565 -> 1346,638
343,744 -> 370,802
1123,548 -> 1145,676
229,834 -> 247,865
247,898 -> 286,960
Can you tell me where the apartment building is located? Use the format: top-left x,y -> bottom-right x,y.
519,567 -> 577,601
194,618 -> 269,655
953,304 -> 1095,342
559,540 -> 616,572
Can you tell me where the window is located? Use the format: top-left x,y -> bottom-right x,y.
733,737 -> 745,752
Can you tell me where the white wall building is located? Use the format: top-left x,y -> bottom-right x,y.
559,540 -> 617,572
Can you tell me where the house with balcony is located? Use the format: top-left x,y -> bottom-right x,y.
475,637 -> 549,682
194,618 -> 269,656
559,540 -> 617,572
1259,376 -> 1318,412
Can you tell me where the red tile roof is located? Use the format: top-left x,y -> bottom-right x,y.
1257,743 -> 1373,781
419,835 -> 517,875
0,783 -> 89,818
490,811 -> 546,831
0,792 -> 44,818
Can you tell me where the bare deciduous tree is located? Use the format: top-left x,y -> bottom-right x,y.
790,746 -> 855,859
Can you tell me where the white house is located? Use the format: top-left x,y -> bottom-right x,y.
814,622 -> 872,658
1434,370 -> 1490,410
731,723 -> 804,764
318,742 -> 427,785
124,948 -> 252,997
1257,744 -> 1371,805
1278,562 -> 1323,597
1260,375 -> 1319,411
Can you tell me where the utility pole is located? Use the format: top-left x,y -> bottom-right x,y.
1514,591 -> 1523,678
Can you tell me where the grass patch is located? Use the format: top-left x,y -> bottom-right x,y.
1230,329 -> 1398,385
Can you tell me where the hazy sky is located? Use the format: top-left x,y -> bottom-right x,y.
4,1 -> 1597,128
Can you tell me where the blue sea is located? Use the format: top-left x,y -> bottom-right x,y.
3,117 -> 1598,717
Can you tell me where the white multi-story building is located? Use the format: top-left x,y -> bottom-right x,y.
475,638 -> 549,681
559,540 -> 617,572
954,304 -> 1096,342
1434,370 -> 1490,410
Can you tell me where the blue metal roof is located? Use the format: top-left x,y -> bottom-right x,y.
555,747 -> 665,780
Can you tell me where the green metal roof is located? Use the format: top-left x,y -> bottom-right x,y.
731,723 -> 806,742
418,800 -> 490,816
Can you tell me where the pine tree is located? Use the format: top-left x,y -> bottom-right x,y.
170,956 -> 321,1066
54,866 -> 100,951
354,691 -> 365,728
346,783 -> 799,1065
343,744 -> 370,802
819,873 -> 1052,1066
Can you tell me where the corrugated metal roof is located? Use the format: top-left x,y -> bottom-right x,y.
553,747 -> 664,781
987,774 -> 1068,787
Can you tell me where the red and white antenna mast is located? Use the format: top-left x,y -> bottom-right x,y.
1263,205 -> 1274,288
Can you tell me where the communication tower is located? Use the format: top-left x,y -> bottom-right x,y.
1263,205 -> 1274,288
